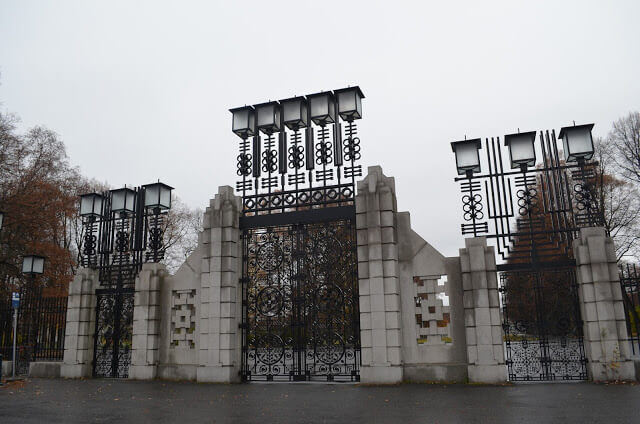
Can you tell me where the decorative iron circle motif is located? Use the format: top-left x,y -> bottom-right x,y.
315,141 -> 332,165
262,150 -> 278,173
311,232 -> 343,269
256,241 -> 284,272
256,287 -> 284,317
288,145 -> 304,169
83,233 -> 97,256
462,194 -> 484,221
148,227 -> 164,251
343,137 -> 361,162
256,334 -> 285,365
314,332 -> 346,365
314,284 -> 344,313
516,187 -> 537,216
237,153 -> 252,176
115,231 -> 129,253
574,182 -> 593,211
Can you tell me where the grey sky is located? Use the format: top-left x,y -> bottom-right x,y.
1,0 -> 639,257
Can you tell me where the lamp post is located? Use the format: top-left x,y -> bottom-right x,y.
559,123 -> 597,225
79,193 -> 104,266
504,131 -> 537,172
558,123 -> 595,164
142,182 -> 173,262
16,255 -> 45,377
451,139 -> 482,178
451,138 -> 484,236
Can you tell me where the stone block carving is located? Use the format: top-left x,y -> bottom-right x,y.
171,289 -> 196,349
414,275 -> 451,345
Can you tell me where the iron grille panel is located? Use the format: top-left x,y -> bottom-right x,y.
241,218 -> 360,382
620,264 -> 640,355
500,268 -> 587,381
93,288 -> 134,378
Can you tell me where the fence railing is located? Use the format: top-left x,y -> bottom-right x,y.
0,288 -> 67,367
620,264 -> 640,355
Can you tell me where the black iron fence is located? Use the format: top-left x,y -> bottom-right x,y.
0,288 -> 67,374
620,264 -> 640,355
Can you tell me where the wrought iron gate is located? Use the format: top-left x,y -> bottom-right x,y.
79,185 -> 172,378
93,287 -> 134,378
241,219 -> 360,381
231,86 -> 366,382
500,267 -> 587,381
452,128 -> 600,382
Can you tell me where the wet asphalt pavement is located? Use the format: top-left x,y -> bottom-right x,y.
0,378 -> 639,423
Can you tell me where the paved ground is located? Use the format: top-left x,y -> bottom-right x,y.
0,378 -> 639,423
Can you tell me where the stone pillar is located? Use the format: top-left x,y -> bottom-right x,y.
196,186 -> 242,383
61,268 -> 99,378
459,237 -> 507,383
574,227 -> 635,381
356,166 -> 403,383
129,263 -> 166,380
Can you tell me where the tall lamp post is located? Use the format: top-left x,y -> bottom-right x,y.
13,255 -> 45,377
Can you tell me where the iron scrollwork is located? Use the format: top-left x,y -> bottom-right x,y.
79,186 -> 171,378
242,221 -> 360,382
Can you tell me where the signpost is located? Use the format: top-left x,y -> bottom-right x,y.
11,292 -> 19,378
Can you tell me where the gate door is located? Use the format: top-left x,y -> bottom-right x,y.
241,218 -> 360,382
93,287 -> 134,378
500,267 -> 587,381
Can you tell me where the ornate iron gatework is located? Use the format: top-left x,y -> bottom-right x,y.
241,220 -> 360,381
619,264 -> 640,355
453,127 -> 601,382
94,287 -> 134,378
500,268 -> 587,381
232,87 -> 365,382
79,186 -> 171,378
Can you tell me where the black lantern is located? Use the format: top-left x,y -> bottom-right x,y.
79,193 -> 104,218
22,255 -> 45,275
504,131 -> 537,170
308,91 -> 336,126
254,101 -> 281,134
143,182 -> 173,211
0,211 -> 4,231
558,123 -> 595,163
230,106 -> 256,139
451,139 -> 482,176
335,86 -> 364,121
111,187 -> 137,214
280,96 -> 308,130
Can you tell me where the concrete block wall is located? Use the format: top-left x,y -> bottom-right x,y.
459,237 -> 507,383
196,185 -> 242,383
574,227 -> 635,381
61,268 -> 99,378
129,263 -> 166,380
356,166 -> 403,383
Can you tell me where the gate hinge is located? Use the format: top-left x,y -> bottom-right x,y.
238,323 -> 247,329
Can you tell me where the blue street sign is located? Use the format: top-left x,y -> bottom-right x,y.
11,292 -> 19,309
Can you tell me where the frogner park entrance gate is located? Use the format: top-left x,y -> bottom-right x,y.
451,127 -> 602,381
59,87 -> 636,384
233,89 -> 364,381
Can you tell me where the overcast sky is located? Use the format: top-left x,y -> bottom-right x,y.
1,1 -> 639,257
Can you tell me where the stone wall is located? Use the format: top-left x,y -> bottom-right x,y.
458,237 -> 507,383
61,268 -> 99,378
574,227 -> 636,381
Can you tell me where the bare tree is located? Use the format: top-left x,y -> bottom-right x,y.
595,139 -> 640,260
163,196 -> 203,274
609,111 -> 640,185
